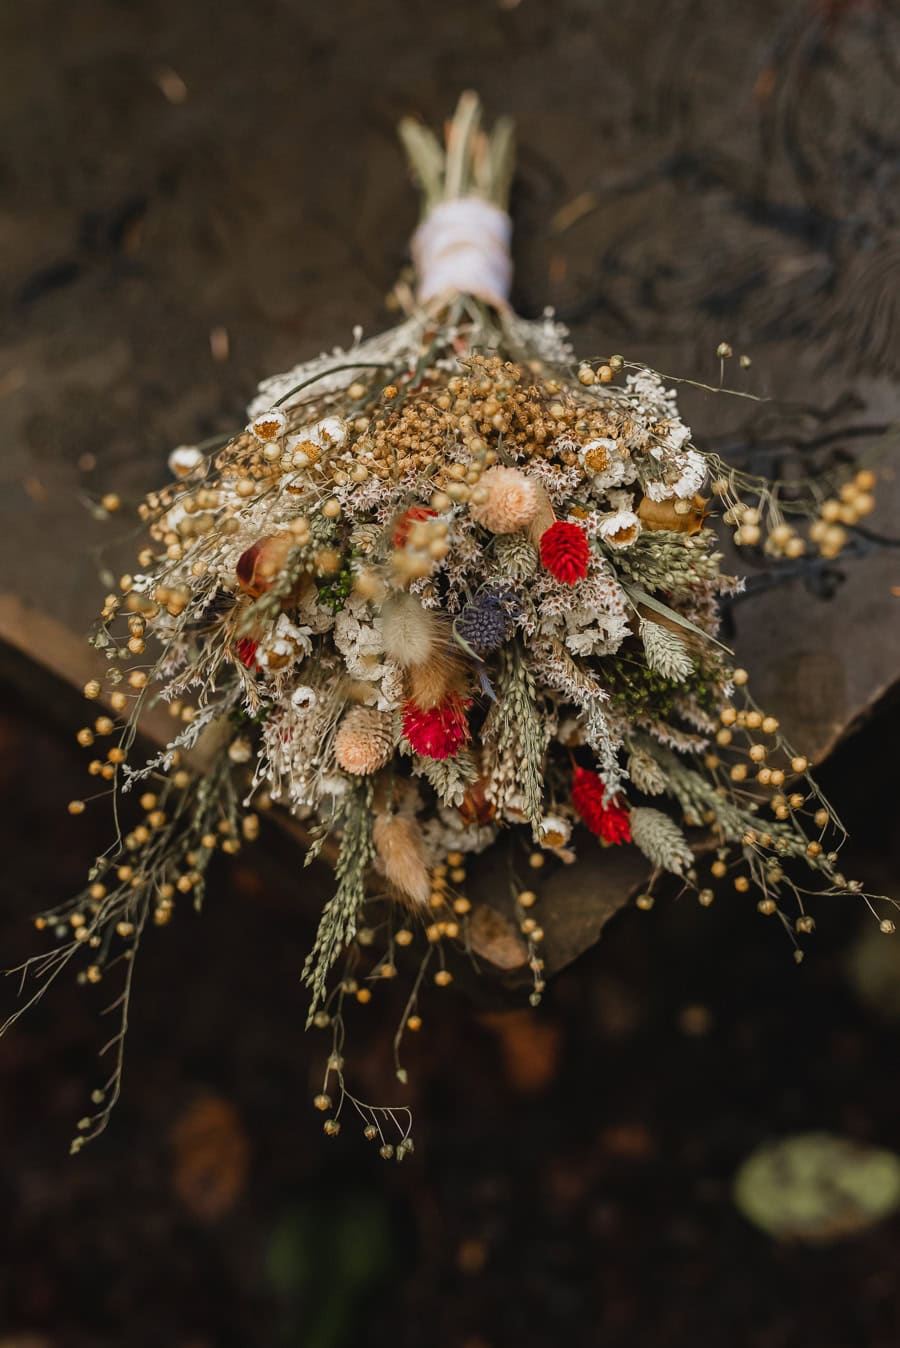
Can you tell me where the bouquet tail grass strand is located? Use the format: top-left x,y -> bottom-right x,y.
11,92 -> 893,1156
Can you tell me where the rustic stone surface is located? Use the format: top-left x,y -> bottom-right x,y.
1,0 -> 898,974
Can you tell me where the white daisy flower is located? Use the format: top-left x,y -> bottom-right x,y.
597,509 -> 641,549
248,408 -> 288,442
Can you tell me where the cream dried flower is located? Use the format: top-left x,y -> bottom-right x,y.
581,437 -> 616,474
469,466 -> 539,533
334,706 -> 394,775
168,444 -> 204,478
598,509 -> 641,549
248,407 -> 287,442
537,814 -> 572,848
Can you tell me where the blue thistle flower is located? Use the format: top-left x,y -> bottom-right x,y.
454,587 -> 519,657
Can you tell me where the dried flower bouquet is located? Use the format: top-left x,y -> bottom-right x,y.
6,94 -> 892,1155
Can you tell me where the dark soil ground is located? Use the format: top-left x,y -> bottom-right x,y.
1,671 -> 899,1348
2,1 -> 900,1345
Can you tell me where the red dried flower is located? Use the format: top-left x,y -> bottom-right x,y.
539,520 -> 590,584
571,767 -> 632,845
402,692 -> 472,760
235,638 -> 259,670
392,506 -> 437,548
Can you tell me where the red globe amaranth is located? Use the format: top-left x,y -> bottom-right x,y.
571,767 -> 632,844
539,520 -> 590,584
402,693 -> 472,760
234,638 -> 259,670
392,506 -> 437,548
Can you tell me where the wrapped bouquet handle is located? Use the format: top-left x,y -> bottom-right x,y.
5,93 -> 891,1156
401,91 -> 515,310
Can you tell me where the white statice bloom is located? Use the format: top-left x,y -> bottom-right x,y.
421,811 -> 498,857
643,445 -> 707,502
623,367 -> 680,422
332,471 -> 399,517
526,457 -> 583,506
535,559 -> 631,656
334,605 -> 385,677
591,458 -> 638,495
562,598 -> 631,658
597,509 -> 641,549
297,585 -> 340,636
656,421 -> 692,455
248,316 -> 426,416
331,597 -> 404,710
606,487 -> 636,512
378,661 -> 406,710
503,307 -> 574,366
564,618 -> 629,657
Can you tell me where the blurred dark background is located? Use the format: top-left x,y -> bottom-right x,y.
1,2 -> 900,1345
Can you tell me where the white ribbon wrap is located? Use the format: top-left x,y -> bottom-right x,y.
412,197 -> 513,310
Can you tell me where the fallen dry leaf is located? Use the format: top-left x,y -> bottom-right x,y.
171,1093 -> 250,1221
479,1008 -> 562,1093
